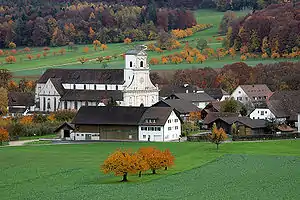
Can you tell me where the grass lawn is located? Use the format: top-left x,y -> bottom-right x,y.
0,140 -> 299,199
1,9 -> 298,79
18,134 -> 57,141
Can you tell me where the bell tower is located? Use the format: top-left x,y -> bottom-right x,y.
123,45 -> 159,107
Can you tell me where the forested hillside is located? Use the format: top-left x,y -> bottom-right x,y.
226,3 -> 300,55
0,1 -> 196,48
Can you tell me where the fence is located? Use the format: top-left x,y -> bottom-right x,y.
232,132 -> 300,141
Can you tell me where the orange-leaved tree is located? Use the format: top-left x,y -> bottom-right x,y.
208,123 -> 228,150
101,44 -> 108,51
20,115 -> 33,125
5,56 -> 16,64
124,38 -> 132,44
138,147 -> 164,174
101,149 -> 139,182
162,149 -> 175,170
0,127 -> 9,146
149,58 -> 159,65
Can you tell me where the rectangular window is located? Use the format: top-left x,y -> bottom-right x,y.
175,119 -> 178,122
168,127 -> 171,131
94,85 -> 96,90
150,127 -> 155,131
237,97 -> 242,101
84,85 -> 86,90
74,101 -> 78,110
245,97 -> 248,101
116,85 -> 118,90
77,134 -> 79,136
175,126 -> 178,130
157,127 -> 161,131
265,111 -> 267,114
105,85 -> 107,90
81,134 -> 84,136
261,111 -> 264,116
143,135 -> 146,139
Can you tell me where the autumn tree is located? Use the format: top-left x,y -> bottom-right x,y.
5,56 -> 16,64
0,87 -> 8,115
88,27 -> 95,41
27,54 -> 33,60
8,42 -> 16,49
36,54 -> 41,59
101,44 -> 108,51
162,149 -> 175,170
101,149 -> 139,182
78,57 -> 89,64
229,48 -> 236,59
83,47 -> 89,53
208,123 -> 228,150
0,128 -> 9,146
161,56 -> 169,64
240,55 -> 247,61
20,115 -> 33,125
124,38 -> 132,44
138,147 -> 164,174
150,58 -> 159,65
196,53 -> 206,63
93,40 -> 101,51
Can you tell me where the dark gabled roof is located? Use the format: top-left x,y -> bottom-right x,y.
268,90 -> 300,121
152,99 -> 201,114
204,112 -> 239,125
8,107 -> 27,114
8,92 -> 35,106
167,92 -> 214,102
61,90 -> 123,101
72,106 -> 148,125
54,122 -> 75,132
159,84 -> 201,97
240,84 -> 272,99
49,78 -> 65,95
220,117 -> 267,129
204,101 -> 222,112
37,69 -> 124,84
139,107 -> 174,126
203,88 -> 229,100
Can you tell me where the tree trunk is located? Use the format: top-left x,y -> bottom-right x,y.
217,143 -> 219,150
122,172 -> 128,182
152,169 -> 156,174
165,166 -> 168,170
139,171 -> 142,177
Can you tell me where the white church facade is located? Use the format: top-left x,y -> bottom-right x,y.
35,45 -> 159,112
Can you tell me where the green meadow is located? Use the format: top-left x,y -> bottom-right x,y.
0,140 -> 300,199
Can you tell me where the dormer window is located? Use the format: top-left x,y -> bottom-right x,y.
140,61 -> 143,68
145,119 -> 156,123
130,61 -> 133,67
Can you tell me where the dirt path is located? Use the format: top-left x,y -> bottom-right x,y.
8,140 -> 39,146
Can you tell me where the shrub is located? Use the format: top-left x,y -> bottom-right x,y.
54,110 -> 77,122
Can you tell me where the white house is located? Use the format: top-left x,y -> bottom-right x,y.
249,108 -> 276,120
35,45 -> 159,112
139,107 -> 181,142
231,84 -> 273,105
57,106 -> 182,142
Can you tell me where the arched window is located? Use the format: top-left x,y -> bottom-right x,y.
140,61 -> 143,68
54,98 -> 57,111
130,61 -> 133,67
47,98 -> 51,110
43,97 -> 46,111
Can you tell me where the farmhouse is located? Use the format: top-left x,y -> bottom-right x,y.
35,45 -> 159,112
8,92 -> 35,116
165,92 -> 214,109
202,88 -> 230,101
67,106 -> 182,142
204,114 -> 267,135
152,99 -> 201,121
230,84 -> 272,105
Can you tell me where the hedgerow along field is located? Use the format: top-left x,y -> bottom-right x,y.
1,9 -> 297,79
0,140 -> 300,199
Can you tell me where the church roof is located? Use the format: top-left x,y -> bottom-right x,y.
126,45 -> 147,55
61,90 -> 123,101
38,69 -> 124,84
49,78 -> 65,95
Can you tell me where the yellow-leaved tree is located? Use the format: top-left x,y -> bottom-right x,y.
208,123 -> 228,150
138,147 -> 165,174
0,127 -> 9,146
101,149 -> 139,182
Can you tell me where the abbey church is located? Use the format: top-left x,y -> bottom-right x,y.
35,45 -> 159,112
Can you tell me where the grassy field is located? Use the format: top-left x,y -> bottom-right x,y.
0,140 -> 299,199
1,9 -> 298,79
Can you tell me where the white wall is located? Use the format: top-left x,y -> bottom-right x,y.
38,80 -> 61,112
73,132 -> 100,140
163,111 -> 181,141
250,108 -> 275,120
220,94 -> 230,101
139,126 -> 164,142
192,102 -> 208,109
230,86 -> 250,104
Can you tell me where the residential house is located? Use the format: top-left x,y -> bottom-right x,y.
201,101 -> 222,119
69,106 -> 182,142
159,84 -> 201,99
230,84 -> 272,105
152,99 -> 201,121
204,114 -> 267,135
35,45 -> 159,112
165,92 -> 214,109
202,88 -> 230,101
8,92 -> 35,116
